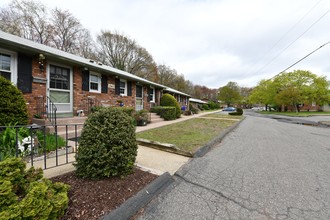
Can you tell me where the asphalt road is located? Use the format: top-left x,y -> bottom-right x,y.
138,114 -> 330,220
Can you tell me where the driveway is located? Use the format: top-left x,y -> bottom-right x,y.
138,114 -> 330,219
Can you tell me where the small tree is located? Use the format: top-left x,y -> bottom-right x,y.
160,93 -> 181,118
74,107 -> 137,179
218,82 -> 241,106
0,76 -> 28,126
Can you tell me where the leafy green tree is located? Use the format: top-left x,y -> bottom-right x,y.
218,82 -> 241,106
249,79 -> 276,110
273,70 -> 330,112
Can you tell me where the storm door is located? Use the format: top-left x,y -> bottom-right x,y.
48,64 -> 72,113
136,85 -> 143,111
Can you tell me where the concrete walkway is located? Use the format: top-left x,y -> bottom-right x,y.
35,110 -> 220,178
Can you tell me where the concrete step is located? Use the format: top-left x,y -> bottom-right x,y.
56,116 -> 87,125
149,113 -> 164,124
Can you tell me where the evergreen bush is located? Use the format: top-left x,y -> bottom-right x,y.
150,106 -> 163,115
74,107 -> 138,179
229,107 -> 243,116
160,107 -> 176,120
189,104 -> 199,114
201,104 -> 210,110
0,76 -> 28,126
160,94 -> 181,118
0,158 -> 69,219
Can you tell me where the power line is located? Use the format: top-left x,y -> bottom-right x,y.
260,0 -> 323,62
270,41 -> 330,80
247,0 -> 323,75
257,9 -> 329,75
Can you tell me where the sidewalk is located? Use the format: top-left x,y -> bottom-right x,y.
37,110 -> 221,178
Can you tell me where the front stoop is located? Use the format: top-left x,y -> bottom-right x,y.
32,117 -> 87,139
149,112 -> 164,124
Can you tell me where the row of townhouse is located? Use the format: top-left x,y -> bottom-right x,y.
0,31 -> 190,121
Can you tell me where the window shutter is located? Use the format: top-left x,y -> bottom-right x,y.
155,90 -> 158,103
17,53 -> 32,93
82,70 -> 89,91
115,78 -> 120,95
127,81 -> 132,96
101,75 -> 108,93
147,87 -> 151,102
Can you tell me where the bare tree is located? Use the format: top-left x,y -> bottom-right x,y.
0,0 -> 96,58
97,30 -> 157,80
51,8 -> 82,52
0,0 -> 52,44
50,8 -> 95,57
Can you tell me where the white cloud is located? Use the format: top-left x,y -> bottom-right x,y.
1,0 -> 330,88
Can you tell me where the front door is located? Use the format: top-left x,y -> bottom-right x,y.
136,85 -> 143,111
48,64 -> 73,113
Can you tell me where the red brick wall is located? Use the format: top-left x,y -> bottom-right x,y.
22,59 -> 163,119
23,58 -> 47,120
73,67 -> 137,114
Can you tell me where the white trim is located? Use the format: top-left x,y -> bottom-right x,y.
0,48 -> 17,85
120,79 -> 127,96
135,85 -> 143,111
89,71 -> 101,93
150,87 -> 155,103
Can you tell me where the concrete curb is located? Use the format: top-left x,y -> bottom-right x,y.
101,172 -> 174,220
193,117 -> 246,158
136,138 -> 193,157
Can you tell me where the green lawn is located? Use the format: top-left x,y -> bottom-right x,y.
259,111 -> 330,117
202,113 -> 244,119
136,117 -> 240,153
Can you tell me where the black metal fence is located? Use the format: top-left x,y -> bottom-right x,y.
0,123 -> 83,170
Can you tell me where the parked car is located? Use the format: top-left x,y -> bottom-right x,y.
222,107 -> 236,111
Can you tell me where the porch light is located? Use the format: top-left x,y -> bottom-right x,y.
39,54 -> 45,72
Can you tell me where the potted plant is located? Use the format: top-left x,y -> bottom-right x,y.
117,100 -> 124,107
133,110 -> 149,126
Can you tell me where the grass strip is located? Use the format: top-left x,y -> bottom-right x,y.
136,117 -> 239,153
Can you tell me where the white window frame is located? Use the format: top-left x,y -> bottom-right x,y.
89,72 -> 101,93
120,79 -> 127,96
0,48 -> 17,85
149,87 -> 155,103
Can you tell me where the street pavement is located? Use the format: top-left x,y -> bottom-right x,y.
138,113 -> 330,220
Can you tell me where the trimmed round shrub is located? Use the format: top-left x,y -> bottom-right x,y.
160,107 -> 176,120
160,94 -> 181,118
0,158 -> 69,219
0,76 -> 28,126
229,108 -> 243,116
74,107 -> 138,179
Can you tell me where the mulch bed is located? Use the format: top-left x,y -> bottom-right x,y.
50,168 -> 158,220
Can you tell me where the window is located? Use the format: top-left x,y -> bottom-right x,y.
136,85 -> 143,98
120,79 -> 127,96
89,72 -> 101,93
149,87 -> 155,102
178,95 -> 181,103
0,49 -> 17,84
49,65 -> 70,90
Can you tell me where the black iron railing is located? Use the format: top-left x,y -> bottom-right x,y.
80,96 -> 101,116
46,96 -> 57,126
0,124 -> 82,170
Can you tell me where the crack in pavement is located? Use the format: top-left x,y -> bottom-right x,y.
173,172 -> 274,219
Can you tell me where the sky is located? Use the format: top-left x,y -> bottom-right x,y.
1,0 -> 330,88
